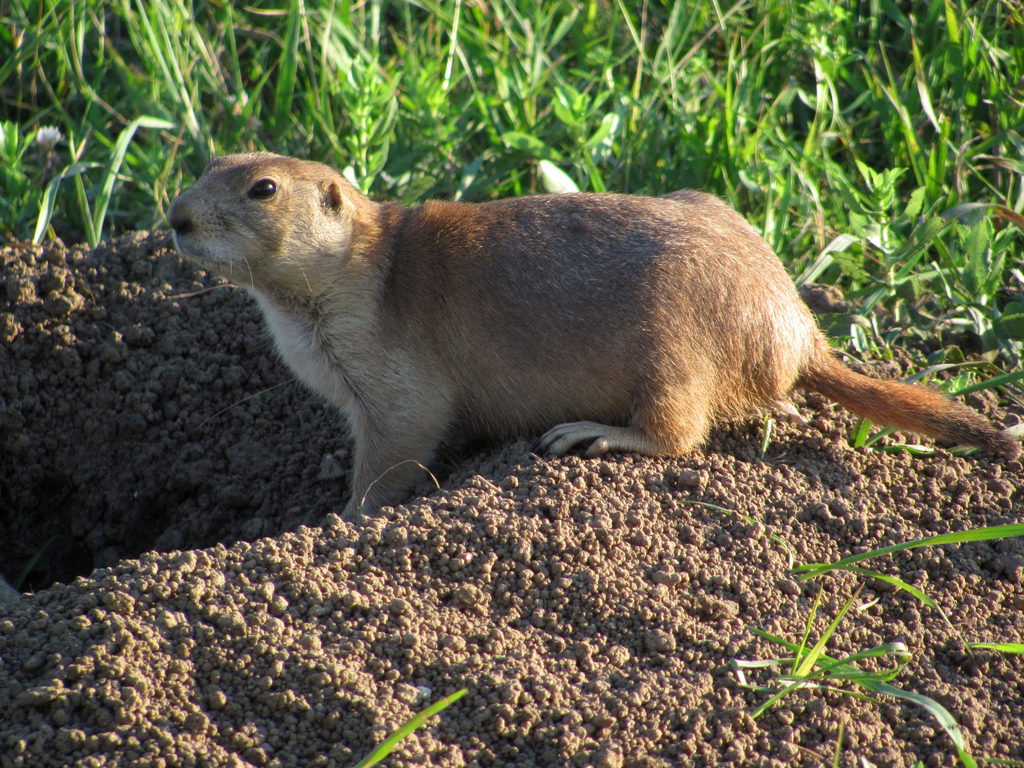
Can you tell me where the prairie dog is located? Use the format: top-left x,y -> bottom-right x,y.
168,153 -> 1019,516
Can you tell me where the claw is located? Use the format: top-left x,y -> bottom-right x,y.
540,421 -> 666,457
770,398 -> 807,425
540,421 -> 607,455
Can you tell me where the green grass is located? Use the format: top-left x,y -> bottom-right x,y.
4,0 -> 1023,396
353,688 -> 467,768
736,522 -> 1024,767
689,503 -> 1024,764
793,522 -> 1024,580
736,589 -> 978,768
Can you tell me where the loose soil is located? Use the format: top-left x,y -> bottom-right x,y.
1,233 -> 1022,767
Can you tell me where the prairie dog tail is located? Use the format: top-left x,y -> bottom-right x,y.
797,349 -> 1020,459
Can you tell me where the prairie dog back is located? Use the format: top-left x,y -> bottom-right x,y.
385,193 -> 819,437
169,153 -> 1017,515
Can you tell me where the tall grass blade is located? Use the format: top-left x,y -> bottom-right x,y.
33,161 -> 100,244
90,116 -> 175,246
967,643 -> 1024,655
274,0 -> 302,129
352,688 -> 468,768
794,524 -> 1024,578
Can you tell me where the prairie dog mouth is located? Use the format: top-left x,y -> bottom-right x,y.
171,230 -> 188,253
172,232 -> 229,264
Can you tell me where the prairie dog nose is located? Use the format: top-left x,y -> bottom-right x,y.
168,198 -> 193,235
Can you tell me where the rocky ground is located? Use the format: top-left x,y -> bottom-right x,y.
1,233 -> 1022,767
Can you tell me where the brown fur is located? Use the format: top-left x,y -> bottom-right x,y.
168,153 -> 1019,515
798,349 -> 1018,457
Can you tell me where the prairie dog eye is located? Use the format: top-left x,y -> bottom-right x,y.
247,178 -> 277,200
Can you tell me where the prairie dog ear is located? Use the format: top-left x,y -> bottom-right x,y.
320,180 -> 343,213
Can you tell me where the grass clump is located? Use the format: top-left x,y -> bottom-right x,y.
4,1 -> 1022,406
735,586 -> 977,767
735,523 -> 1024,767
3,2 -> 1022,357
6,2 -> 1015,364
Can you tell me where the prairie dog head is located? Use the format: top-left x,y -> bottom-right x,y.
169,153 -> 373,297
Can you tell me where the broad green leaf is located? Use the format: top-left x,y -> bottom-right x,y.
500,131 -> 558,160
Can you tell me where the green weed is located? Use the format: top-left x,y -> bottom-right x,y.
793,523 -> 1024,580
734,586 -> 977,767
353,688 -> 467,768
735,523 -> 1024,766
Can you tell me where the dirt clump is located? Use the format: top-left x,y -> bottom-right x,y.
1,234 -> 1022,767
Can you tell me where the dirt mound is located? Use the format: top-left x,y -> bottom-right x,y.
1,234 -> 1022,766
2,233 -> 348,583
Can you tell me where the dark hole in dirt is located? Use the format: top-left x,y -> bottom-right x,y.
1,233 -> 357,588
